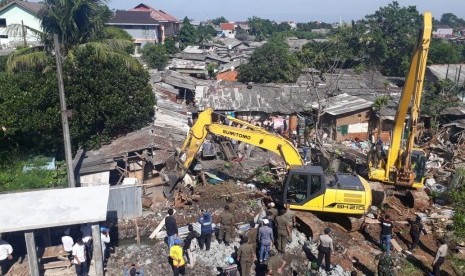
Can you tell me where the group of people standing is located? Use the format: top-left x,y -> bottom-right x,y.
61,224 -> 111,276
378,213 -> 448,276
164,200 -> 295,276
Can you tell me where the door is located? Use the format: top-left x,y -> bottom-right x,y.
285,173 -> 309,205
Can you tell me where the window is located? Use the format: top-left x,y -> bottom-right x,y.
287,174 -> 308,204
310,175 -> 322,195
0,19 -> 6,28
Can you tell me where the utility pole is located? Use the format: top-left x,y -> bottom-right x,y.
54,34 -> 76,188
21,20 -> 27,47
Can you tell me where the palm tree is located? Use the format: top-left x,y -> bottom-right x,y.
6,0 -> 138,72
373,95 -> 391,140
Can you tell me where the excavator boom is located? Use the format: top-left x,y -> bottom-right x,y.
369,12 -> 432,189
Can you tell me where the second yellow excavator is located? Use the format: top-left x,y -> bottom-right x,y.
163,108 -> 372,220
368,12 -> 432,204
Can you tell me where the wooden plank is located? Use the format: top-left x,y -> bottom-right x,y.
42,245 -> 67,259
43,260 -> 70,270
391,239 -> 403,252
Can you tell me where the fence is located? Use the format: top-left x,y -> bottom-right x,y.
107,185 -> 142,219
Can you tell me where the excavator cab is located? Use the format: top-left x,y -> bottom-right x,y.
411,149 -> 427,185
283,165 -> 327,207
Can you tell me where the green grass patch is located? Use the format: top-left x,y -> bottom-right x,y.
0,156 -> 67,192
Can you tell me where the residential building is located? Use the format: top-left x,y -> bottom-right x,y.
106,3 -> 179,47
220,23 -> 236,38
433,25 -> 454,38
0,0 -> 43,48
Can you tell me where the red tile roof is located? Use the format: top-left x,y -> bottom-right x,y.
129,3 -> 179,22
220,23 -> 235,31
216,70 -> 238,82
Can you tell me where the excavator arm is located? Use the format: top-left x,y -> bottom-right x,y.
179,108 -> 303,170
369,12 -> 432,188
162,108 -> 303,197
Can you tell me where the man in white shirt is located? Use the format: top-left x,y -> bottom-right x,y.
0,237 -> 13,275
80,224 -> 92,263
100,227 -> 110,269
72,238 -> 87,276
61,228 -> 74,259
431,238 -> 448,276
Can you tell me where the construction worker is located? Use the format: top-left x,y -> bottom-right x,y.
183,224 -> 199,268
219,205 -> 235,246
198,210 -> 213,251
377,245 -> 394,276
169,239 -> 186,276
267,250 -> 286,276
408,216 -> 427,252
226,197 -> 237,214
431,238 -> 448,276
267,202 -> 278,221
316,228 -> 333,273
237,237 -> 255,276
283,204 -> 296,226
275,209 -> 292,253
258,219 -> 274,263
380,214 -> 393,252
246,221 -> 258,253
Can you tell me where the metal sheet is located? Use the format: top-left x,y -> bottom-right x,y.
107,185 -> 142,219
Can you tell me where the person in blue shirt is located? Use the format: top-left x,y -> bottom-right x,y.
198,210 -> 213,250
123,263 -> 144,276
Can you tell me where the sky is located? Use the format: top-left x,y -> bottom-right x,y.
108,0 -> 465,23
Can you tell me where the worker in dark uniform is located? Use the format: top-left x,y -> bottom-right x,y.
267,202 -> 278,221
408,216 -> 427,252
226,197 -> 236,214
246,221 -> 258,253
219,205 -> 235,246
275,209 -> 292,253
316,228 -> 334,273
237,237 -> 255,276
267,250 -> 286,276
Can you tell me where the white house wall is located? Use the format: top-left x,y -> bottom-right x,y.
123,26 -> 159,45
0,6 -> 42,48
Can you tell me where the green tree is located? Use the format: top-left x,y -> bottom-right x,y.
440,13 -> 465,29
429,38 -> 463,64
373,95 -> 391,137
238,38 -> 302,83
197,24 -> 217,44
141,43 -> 168,70
449,168 -> 465,240
211,16 -> 228,26
422,80 -> 461,127
101,26 -> 134,54
247,16 -> 276,40
362,1 -> 422,76
179,17 -> 197,49
164,37 -> 179,55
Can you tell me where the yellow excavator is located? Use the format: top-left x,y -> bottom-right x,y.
163,108 -> 372,220
368,12 -> 432,206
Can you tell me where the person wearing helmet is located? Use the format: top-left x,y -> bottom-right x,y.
169,239 -> 185,276
258,219 -> 273,263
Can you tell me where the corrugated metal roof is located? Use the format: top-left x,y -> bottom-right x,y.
427,64 -> 465,84
317,93 -> 373,116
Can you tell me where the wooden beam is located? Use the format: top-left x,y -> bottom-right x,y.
24,231 -> 39,276
92,224 -> 104,276
149,210 -> 176,239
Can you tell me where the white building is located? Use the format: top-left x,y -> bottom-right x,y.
0,1 -> 43,48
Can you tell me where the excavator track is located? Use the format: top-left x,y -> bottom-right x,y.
406,189 -> 431,210
295,211 -> 365,239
